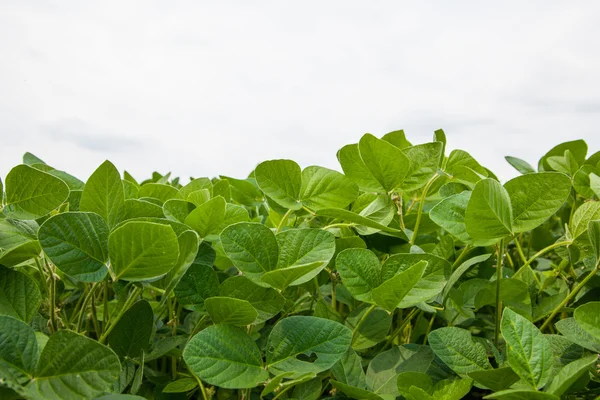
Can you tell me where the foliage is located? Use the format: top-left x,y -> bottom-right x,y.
1,132 -> 600,399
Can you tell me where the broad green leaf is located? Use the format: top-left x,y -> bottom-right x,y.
504,172 -> 571,233
23,152 -> 46,165
571,201 -> 600,238
430,191 -> 472,243
505,156 -> 536,175
300,166 -> 358,210
336,248 -> 382,303
255,159 -> 302,210
446,149 -> 488,177
183,324 -> 268,389
547,150 -> 579,175
4,165 -> 69,219
123,198 -> 164,219
428,327 -> 492,376
184,196 -> 226,240
442,254 -> 492,303
401,142 -> 443,191
539,139 -> 587,171
28,331 -> 120,400
366,345 -> 434,397
292,377 -> 322,400
163,199 -> 196,222
0,267 -> 41,323
220,175 -> 264,206
162,378 -> 198,393
316,208 -> 408,239
330,380 -> 383,400
261,261 -> 323,291
573,302 -> 600,342
372,260 -> 427,311
107,300 -> 153,358
0,315 -> 38,384
468,367 -> 520,392
39,212 -> 109,282
80,160 -> 125,228
174,264 -> 220,306
337,143 -> 383,192
220,204 -> 250,231
331,348 -> 367,388
380,253 -> 450,308
266,316 -> 352,378
382,129 -> 412,149
95,395 -> 146,400
219,276 -> 285,324
358,133 -> 410,192
351,193 -> 395,235
547,354 -> 597,396
432,378 -> 473,400
159,229 -> 200,297
397,372 -> 433,397
220,222 -> 278,287
587,220 -> 600,260
345,305 -> 392,350
555,317 -> 600,353
179,178 -> 212,199
484,390 -> 559,400
108,221 -> 179,281
138,183 -> 179,204
501,308 -> 552,389
465,178 -> 513,241
204,297 -> 257,326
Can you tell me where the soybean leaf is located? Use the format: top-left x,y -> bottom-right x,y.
220,222 -> 278,287
0,315 -> 38,384
80,160 -> 125,228
266,316 -> 352,378
4,165 -> 69,220
255,159 -> 302,210
547,354 -> 597,396
184,196 -> 226,240
345,305 -> 392,350
39,212 -> 109,282
138,183 -> 179,204
0,267 -> 41,323
397,372 -> 433,398
429,191 -> 472,243
337,143 -> 383,192
219,276 -> 285,324
539,139 -> 587,172
336,248 -> 382,303
571,201 -> 600,238
261,261 -> 323,291
163,199 -> 196,223
358,133 -> 410,192
401,142 -> 443,191
27,331 -> 121,400
372,260 -> 427,312
431,378 -> 473,400
587,219 -> 600,260
330,380 -> 383,400
107,300 -> 153,358
465,178 -> 513,241
204,297 -> 257,326
468,367 -> 520,392
316,208 -> 409,239
428,327 -> 492,376
183,324 -> 268,389
504,172 -> 571,233
573,302 -> 600,342
174,264 -> 220,306
501,308 -> 552,389
484,390 -> 559,400
555,317 -> 600,353
443,254 -> 492,303
300,166 -> 358,210
351,193 -> 395,235
382,129 -> 412,149
505,156 -> 536,175
108,221 -> 179,281
162,377 -> 197,393
331,348 -> 367,388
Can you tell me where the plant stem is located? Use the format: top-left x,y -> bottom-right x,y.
494,239 -> 505,347
99,286 -> 142,343
191,371 -> 208,400
516,241 -> 572,273
322,222 -> 355,230
514,236 -> 528,264
44,259 -> 57,333
383,308 -> 420,349
331,273 -> 337,310
103,278 -> 110,329
351,304 -> 376,345
409,175 -> 438,245
423,313 -> 436,345
450,245 -> 472,271
540,264 -> 600,331
276,208 -> 294,234
76,283 -> 98,332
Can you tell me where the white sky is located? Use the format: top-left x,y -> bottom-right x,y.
1,1 -> 599,183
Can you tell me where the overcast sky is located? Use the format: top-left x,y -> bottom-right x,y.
1,1 -> 599,184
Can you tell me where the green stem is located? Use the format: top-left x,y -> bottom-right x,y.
34,257 -> 48,295
323,222 -> 355,230
494,239 -> 505,347
76,283 -> 98,332
383,308 -> 420,349
331,273 -> 337,310
351,304 -> 376,345
276,208 -> 294,234
191,371 -> 209,400
99,286 -> 142,343
423,313 -> 436,345
540,264 -> 600,331
514,236 -> 528,264
450,245 -> 472,271
103,278 -> 110,330
409,175 -> 438,245
313,277 -> 323,301
45,259 -> 57,333
516,241 -> 572,273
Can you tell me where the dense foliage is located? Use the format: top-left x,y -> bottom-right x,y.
1,131 -> 600,400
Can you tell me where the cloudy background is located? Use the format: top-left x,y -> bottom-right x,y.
1,1 -> 599,183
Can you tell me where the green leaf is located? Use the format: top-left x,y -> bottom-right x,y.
331,348 -> 367,388
300,166 -> 358,210
255,159 -> 302,210
358,133 -> 410,192
430,191 -> 489,245
0,266 -> 42,323
468,367 -> 520,392
501,308 -> 552,389
428,327 -> 492,376
184,196 -> 226,240
587,220 -> 600,261
219,276 -> 285,324
138,183 -> 179,204
80,160 -> 125,228
504,172 -> 571,233
505,156 -> 536,175
555,317 -> 600,353
571,201 -> 600,238
162,377 -> 198,393
330,380 -> 383,400
0,219 -> 41,267
108,221 -> 179,281
163,199 -> 196,222
382,129 -> 412,149
261,262 -> 324,291
547,354 -> 597,396
220,222 -> 278,287
432,378 -> 473,400
443,254 -> 492,303
123,198 -> 164,219
27,330 -> 120,400
351,193 -> 395,235
4,165 -> 69,219
401,142 -> 443,191
179,178 -> 212,199
484,390 -> 559,400
337,143 -> 383,192
397,372 -> 433,397
372,260 -> 427,311
465,178 -> 513,241
366,345 -> 434,397
0,315 -> 38,384
204,297 -> 257,326
573,302 -> 600,342
336,248 -> 382,303
266,316 -> 352,378
346,305 -> 392,350
183,324 -> 268,388
316,208 -> 408,239
174,264 -> 220,306
107,300 -> 153,358
539,139 -> 587,172
39,212 -> 109,282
